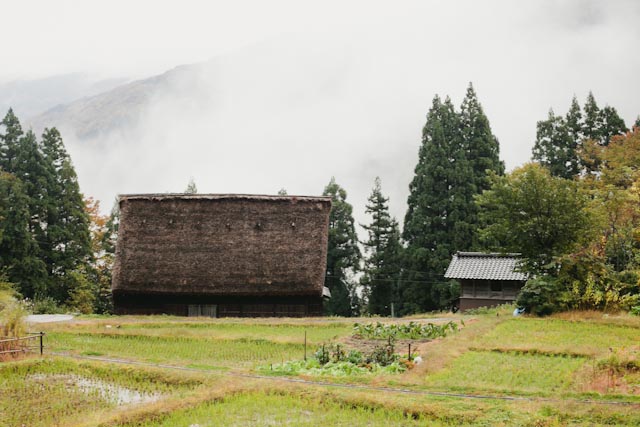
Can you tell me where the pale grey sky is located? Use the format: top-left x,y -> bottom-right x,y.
2,0 -> 639,227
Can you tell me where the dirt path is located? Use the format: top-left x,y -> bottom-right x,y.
26,314 -> 74,323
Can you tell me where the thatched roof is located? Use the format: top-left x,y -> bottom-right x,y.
444,252 -> 527,281
112,194 -> 332,297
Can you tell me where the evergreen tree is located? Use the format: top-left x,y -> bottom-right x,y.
583,92 -> 602,143
565,96 -> 583,144
582,92 -> 626,146
322,177 -> 360,316
0,109 -> 23,172
185,178 -> 197,194
102,199 -> 120,255
600,105 -> 628,146
40,127 -> 92,302
360,177 -> 403,316
634,116 -> 640,130
460,83 -> 505,193
531,110 -> 579,178
0,171 -> 47,297
533,93 -> 627,177
14,131 -> 50,238
402,95 -> 475,314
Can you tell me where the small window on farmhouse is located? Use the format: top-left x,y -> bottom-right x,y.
490,281 -> 502,292
188,304 -> 217,318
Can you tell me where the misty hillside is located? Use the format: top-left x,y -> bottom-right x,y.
29,39 -> 363,142
29,66 -> 208,139
0,73 -> 126,120
22,31 -> 638,230
26,37 -> 431,225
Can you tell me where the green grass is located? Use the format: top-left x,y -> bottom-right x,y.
424,350 -> 587,395
0,358 -> 204,427
48,332 -> 308,369
7,313 -> 640,426
115,391 -> 432,427
50,321 -> 351,344
475,318 -> 640,357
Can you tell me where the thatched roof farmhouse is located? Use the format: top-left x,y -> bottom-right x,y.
112,194 -> 332,317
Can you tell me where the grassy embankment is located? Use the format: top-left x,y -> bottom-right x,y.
3,310 -> 639,426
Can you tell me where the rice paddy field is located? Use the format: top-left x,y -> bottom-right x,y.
3,308 -> 640,426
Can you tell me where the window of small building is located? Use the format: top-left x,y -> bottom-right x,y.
490,281 -> 502,292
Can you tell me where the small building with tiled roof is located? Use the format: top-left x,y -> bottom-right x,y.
444,252 -> 527,311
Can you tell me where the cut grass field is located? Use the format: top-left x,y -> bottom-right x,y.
474,318 -> 640,357
3,310 -> 639,426
49,320 -> 352,344
47,332 -> 308,369
423,350 -> 587,395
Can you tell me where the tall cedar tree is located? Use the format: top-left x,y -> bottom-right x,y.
0,109 -> 92,303
0,171 -> 47,296
533,93 -> 627,178
0,109 -> 22,172
402,87 -> 503,314
360,177 -> 403,316
402,96 -> 475,313
0,111 -> 49,296
531,109 -> 579,179
460,83 -> 505,194
40,127 -> 92,302
323,177 -> 360,316
459,84 -> 505,248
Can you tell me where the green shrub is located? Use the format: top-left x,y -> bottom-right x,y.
65,270 -> 95,314
346,349 -> 363,365
516,276 -> 562,316
32,297 -> 64,314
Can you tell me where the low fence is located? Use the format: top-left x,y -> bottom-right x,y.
0,332 -> 45,358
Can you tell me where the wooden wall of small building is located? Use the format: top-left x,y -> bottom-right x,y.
458,279 -> 525,311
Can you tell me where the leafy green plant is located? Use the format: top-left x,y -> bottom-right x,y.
260,359 -> 408,377
352,321 -> 458,340
346,349 -> 363,365
367,343 -> 398,366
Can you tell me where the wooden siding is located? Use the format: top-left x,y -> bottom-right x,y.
113,293 -> 323,317
459,279 -> 525,311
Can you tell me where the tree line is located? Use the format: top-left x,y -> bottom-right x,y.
2,84 -> 638,317
324,88 -> 639,316
0,109 -> 117,314
323,84 -> 504,316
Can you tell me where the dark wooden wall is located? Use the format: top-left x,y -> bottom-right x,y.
458,279 -> 525,311
113,292 -> 324,317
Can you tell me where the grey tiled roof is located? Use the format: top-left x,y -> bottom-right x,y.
444,252 -> 527,281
